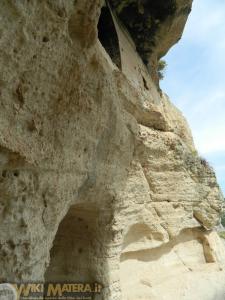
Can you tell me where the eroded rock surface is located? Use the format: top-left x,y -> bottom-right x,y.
0,1 -> 225,299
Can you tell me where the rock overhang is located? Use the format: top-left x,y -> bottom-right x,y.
107,0 -> 193,82
109,0 -> 176,62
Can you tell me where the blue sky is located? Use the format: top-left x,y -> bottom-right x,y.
161,0 -> 225,195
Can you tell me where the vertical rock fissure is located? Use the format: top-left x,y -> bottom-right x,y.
98,5 -> 122,69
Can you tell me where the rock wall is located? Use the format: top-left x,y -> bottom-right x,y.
0,0 -> 225,299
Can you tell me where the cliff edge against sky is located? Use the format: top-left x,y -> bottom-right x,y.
0,0 -> 225,299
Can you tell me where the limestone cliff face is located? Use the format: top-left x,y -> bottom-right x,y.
0,1 -> 225,299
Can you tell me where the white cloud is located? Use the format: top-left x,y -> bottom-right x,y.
193,128 -> 225,154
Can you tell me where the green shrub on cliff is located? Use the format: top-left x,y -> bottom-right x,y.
158,59 -> 167,80
219,231 -> 225,239
221,214 -> 225,227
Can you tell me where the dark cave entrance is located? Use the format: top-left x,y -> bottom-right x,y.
44,203 -> 112,299
98,5 -> 121,69
45,205 -> 99,284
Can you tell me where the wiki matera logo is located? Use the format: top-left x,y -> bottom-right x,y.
0,284 -> 17,300
0,283 -> 102,300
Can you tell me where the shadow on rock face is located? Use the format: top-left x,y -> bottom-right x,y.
109,0 -> 176,64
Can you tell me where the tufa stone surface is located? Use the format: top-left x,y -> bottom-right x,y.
0,0 -> 225,299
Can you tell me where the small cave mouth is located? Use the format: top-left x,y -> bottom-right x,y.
98,5 -> 121,69
44,205 -> 99,284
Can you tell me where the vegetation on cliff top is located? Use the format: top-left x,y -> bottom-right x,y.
158,59 -> 167,80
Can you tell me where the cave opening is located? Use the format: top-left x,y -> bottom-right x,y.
44,204 -> 101,289
98,5 -> 121,69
